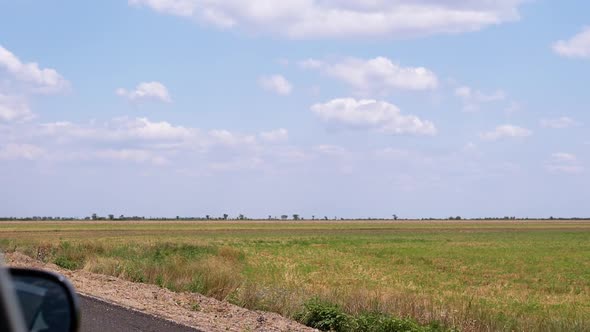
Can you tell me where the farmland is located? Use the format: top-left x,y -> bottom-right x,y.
1,220 -> 589,331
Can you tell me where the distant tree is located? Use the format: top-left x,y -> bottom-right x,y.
206,215 -> 210,220
91,213 -> 98,220
268,215 -> 272,220
238,214 -> 245,220
293,214 -> 300,221
312,215 -> 315,220
324,216 -> 328,220
455,216 -> 462,220
281,215 -> 288,220
223,214 -> 228,220
108,214 -> 114,220
393,214 -> 398,220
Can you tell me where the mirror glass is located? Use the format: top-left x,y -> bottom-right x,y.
12,274 -> 72,332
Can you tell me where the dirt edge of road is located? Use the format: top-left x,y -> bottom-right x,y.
5,252 -> 316,332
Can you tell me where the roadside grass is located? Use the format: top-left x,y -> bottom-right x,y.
1,220 -> 589,331
295,297 -> 453,332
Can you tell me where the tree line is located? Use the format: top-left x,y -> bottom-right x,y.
1,214 -> 589,221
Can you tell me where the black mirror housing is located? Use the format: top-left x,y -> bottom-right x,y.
9,268 -> 80,332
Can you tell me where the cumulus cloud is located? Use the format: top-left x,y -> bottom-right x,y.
116,81 -> 172,103
302,57 -> 437,93
0,45 -> 69,93
3,115 -> 302,176
311,98 -> 436,136
39,117 -> 195,144
36,117 -> 285,154
128,0 -> 527,39
0,143 -> 45,160
259,128 -> 288,142
553,27 -> 590,59
119,117 -> 192,140
258,75 -> 292,95
454,85 -> 506,112
0,94 -> 35,122
208,129 -> 257,146
480,124 -> 532,141
540,117 -> 578,129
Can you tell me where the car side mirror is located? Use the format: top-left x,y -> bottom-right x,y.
9,268 -> 80,332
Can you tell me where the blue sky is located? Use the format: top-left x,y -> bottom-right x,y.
1,0 -> 589,218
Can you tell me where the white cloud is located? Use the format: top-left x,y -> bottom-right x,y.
39,117 -> 195,143
0,94 -> 35,122
303,57 -> 438,93
120,117 -> 193,140
311,98 -> 436,136
0,45 -> 69,93
128,0 -> 527,39
116,81 -> 172,103
4,116 -> 305,174
552,152 -> 576,163
553,27 -> 590,59
454,85 -> 506,112
259,128 -> 288,142
208,129 -> 257,146
94,149 -> 168,165
480,124 -> 532,141
258,75 -> 292,95
36,117 -> 273,154
540,117 -> 578,129
0,143 -> 45,160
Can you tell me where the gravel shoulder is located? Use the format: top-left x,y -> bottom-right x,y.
5,252 -> 315,332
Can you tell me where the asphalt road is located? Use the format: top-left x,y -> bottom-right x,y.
79,295 -> 200,332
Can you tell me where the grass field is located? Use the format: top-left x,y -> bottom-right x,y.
1,220 -> 589,331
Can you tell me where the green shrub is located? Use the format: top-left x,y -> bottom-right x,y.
353,312 -> 426,332
124,265 -> 146,283
52,241 -> 87,269
295,298 -> 353,331
296,299 -> 454,332
53,255 -> 82,270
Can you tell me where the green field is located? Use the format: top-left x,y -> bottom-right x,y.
1,220 -> 589,331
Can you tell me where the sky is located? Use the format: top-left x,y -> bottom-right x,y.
1,1 -> 589,219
